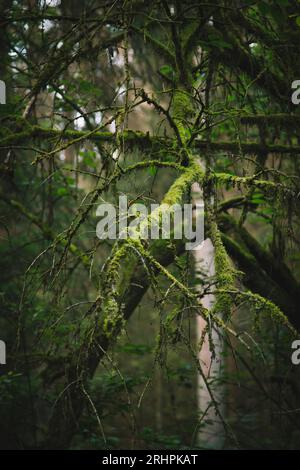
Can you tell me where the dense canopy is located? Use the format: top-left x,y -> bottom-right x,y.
0,0 -> 300,450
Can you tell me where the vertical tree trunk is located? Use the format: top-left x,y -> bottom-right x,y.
192,181 -> 224,449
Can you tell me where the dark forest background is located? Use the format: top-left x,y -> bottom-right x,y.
0,0 -> 300,450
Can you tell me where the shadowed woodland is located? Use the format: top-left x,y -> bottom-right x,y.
1,0 -> 300,450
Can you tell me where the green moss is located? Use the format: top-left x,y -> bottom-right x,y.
162,158 -> 204,205
214,172 -> 294,198
207,208 -> 237,319
171,89 -> 194,147
99,244 -> 128,340
99,157 -> 204,339
235,290 -> 297,336
106,243 -> 128,288
102,297 -> 125,339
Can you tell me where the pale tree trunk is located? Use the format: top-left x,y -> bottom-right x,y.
192,181 -> 225,449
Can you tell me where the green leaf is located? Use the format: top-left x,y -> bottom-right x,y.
159,64 -> 175,79
56,187 -> 68,196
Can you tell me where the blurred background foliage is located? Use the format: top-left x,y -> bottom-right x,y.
0,0 -> 300,450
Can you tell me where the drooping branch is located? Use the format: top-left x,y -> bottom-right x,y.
40,158 -> 205,448
221,232 -> 300,331
2,126 -> 300,158
195,139 -> 300,156
221,213 -> 300,305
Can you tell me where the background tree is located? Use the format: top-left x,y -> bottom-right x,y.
0,0 -> 300,450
